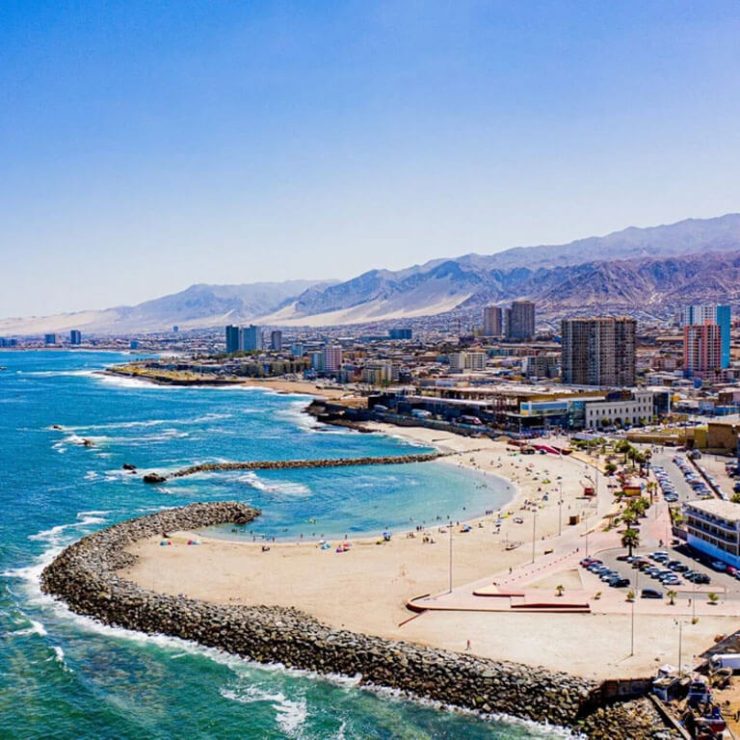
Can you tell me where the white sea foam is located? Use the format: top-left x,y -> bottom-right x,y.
12,619 -> 48,637
238,472 -> 311,497
220,686 -> 308,736
69,412 -> 232,433
19,370 -> 96,378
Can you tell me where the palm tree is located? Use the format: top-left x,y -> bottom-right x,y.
555,584 -> 565,597
621,527 -> 640,557
667,590 -> 677,606
622,509 -> 639,527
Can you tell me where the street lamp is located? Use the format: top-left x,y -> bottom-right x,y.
675,619 -> 684,677
630,566 -> 639,657
448,520 -> 453,594
531,507 -> 537,564
558,481 -> 563,536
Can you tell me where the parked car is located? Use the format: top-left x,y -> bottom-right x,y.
711,561 -> 728,572
609,577 -> 630,588
641,588 -> 663,599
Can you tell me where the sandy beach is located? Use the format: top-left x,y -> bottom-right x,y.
121,423 -> 739,680
237,377 -> 358,401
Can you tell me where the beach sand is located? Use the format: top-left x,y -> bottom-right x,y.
238,377 -> 358,401
121,424 -> 738,680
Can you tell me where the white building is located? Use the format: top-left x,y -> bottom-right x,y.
449,351 -> 487,372
584,390 -> 654,429
685,499 -> 740,569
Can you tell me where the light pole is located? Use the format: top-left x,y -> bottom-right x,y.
531,507 -> 537,564
676,619 -> 683,677
448,520 -> 453,594
558,481 -> 563,537
630,566 -> 639,657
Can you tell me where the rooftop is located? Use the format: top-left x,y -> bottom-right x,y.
685,499 -> 740,522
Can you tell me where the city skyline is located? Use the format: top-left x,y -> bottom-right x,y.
3,3 -> 740,316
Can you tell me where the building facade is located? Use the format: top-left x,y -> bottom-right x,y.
560,317 -> 636,387
270,330 -> 283,351
322,345 -> 343,373
225,325 -> 241,353
685,500 -> 740,569
241,325 -> 263,352
506,301 -> 535,341
482,305 -> 503,337
69,330 -> 82,346
683,304 -> 731,369
683,323 -> 722,377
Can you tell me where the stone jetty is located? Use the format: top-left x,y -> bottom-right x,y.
144,452 -> 445,483
40,502 -> 675,738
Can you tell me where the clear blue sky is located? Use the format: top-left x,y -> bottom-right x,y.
2,1 -> 740,316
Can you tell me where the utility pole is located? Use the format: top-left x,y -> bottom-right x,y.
676,620 -> 683,677
531,507 -> 537,564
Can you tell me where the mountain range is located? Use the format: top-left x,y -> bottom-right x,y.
3,214 -> 740,335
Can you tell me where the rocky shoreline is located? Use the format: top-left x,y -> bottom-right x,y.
40,502 -> 676,738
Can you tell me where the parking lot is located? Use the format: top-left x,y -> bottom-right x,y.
583,543 -> 740,600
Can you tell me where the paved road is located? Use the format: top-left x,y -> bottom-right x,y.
651,451 -> 696,504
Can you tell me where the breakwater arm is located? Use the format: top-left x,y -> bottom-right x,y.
145,452 -> 446,483
40,502 -> 673,737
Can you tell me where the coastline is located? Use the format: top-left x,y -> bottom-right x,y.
40,501 -> 670,737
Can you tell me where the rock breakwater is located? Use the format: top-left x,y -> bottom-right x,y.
40,503 -> 674,737
144,452 -> 445,483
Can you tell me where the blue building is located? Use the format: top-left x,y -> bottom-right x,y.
241,325 -> 263,352
225,325 -> 241,354
70,330 -> 82,345
389,328 -> 413,340
44,334 -> 57,345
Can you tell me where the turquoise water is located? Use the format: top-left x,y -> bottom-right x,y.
0,351 -> 561,738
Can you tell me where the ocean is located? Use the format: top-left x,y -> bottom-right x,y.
0,351 -> 565,738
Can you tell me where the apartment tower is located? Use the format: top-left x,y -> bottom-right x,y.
561,317 -> 636,386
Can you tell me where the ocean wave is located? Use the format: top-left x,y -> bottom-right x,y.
220,686 -> 308,736
238,472 -> 311,497
18,370 -> 96,378
68,412 -> 233,433
10,618 -> 48,637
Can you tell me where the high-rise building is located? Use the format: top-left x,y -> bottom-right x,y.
506,300 -> 535,341
270,330 -> 283,351
561,317 -> 636,387
449,351 -> 487,372
683,304 -> 731,369
322,345 -> 343,373
482,306 -> 503,337
683,323 -> 722,377
44,333 -> 57,345
225,325 -> 241,354
241,325 -> 263,352
291,343 -> 305,358
69,330 -> 82,345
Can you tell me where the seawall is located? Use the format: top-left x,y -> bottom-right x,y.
40,502 -> 675,738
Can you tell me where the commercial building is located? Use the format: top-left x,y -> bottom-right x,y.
270,330 -> 283,351
241,325 -> 263,352
506,301 -> 535,341
683,323 -> 722,377
482,306 -> 503,337
44,334 -> 57,345
522,354 -> 559,379
583,390 -> 654,429
225,325 -> 241,354
560,317 -> 636,387
69,330 -> 82,346
685,499 -> 740,569
683,304 -> 731,369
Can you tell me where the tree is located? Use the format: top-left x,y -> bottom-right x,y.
555,584 -> 565,597
622,509 -> 639,527
605,462 -> 617,476
626,589 -> 635,602
667,590 -> 677,606
708,592 -> 719,606
621,527 -> 640,557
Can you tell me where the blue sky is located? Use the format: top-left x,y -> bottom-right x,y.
2,1 -> 740,316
